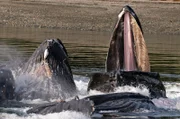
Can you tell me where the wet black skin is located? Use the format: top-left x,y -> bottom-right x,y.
0,69 -> 15,102
88,71 -> 166,99
0,92 -> 158,116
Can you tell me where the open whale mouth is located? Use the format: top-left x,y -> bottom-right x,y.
106,5 -> 150,72
39,39 -> 72,79
23,39 -> 72,79
88,6 -> 166,98
20,39 -> 76,100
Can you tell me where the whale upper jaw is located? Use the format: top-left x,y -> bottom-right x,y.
43,39 -> 72,76
106,5 -> 150,73
19,39 -> 76,100
22,39 -> 72,79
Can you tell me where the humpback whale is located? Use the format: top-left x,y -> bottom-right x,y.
15,39 -> 77,100
0,5 -> 167,117
0,69 -> 15,101
88,5 -> 166,99
25,5 -> 166,115
106,5 -> 149,72
27,92 -> 157,115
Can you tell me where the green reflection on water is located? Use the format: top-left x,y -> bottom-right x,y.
0,27 -> 180,82
150,53 -> 180,74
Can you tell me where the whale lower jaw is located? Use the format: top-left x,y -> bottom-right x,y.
106,5 -> 150,73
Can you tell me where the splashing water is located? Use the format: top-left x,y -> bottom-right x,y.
14,72 -> 77,101
0,111 -> 91,119
0,53 -> 180,118
1,73 -> 180,119
1,35 -> 180,118
152,82 -> 180,110
0,61 -> 180,119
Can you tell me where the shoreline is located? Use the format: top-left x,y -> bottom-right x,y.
0,0 -> 180,35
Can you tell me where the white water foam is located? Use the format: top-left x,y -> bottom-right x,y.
71,75 -> 180,113
14,71 -> 77,100
1,74 -> 180,119
164,82 -> 180,99
0,111 -> 90,119
152,82 -> 180,110
114,85 -> 150,97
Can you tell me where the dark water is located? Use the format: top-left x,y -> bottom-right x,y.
1,27 -> 180,118
1,27 -> 180,80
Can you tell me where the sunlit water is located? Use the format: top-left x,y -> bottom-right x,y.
0,27 -> 180,119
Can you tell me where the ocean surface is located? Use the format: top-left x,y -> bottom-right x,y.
0,27 -> 180,119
